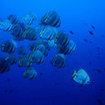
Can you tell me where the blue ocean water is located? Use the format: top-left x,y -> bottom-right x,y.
0,0 -> 105,105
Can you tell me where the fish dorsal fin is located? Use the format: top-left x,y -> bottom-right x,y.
72,70 -> 76,77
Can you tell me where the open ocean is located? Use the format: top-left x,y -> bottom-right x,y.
0,0 -> 105,105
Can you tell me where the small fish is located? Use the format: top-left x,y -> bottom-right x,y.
89,31 -> 94,35
91,25 -> 95,30
7,78 -> 11,83
97,99 -> 103,105
97,69 -> 101,73
84,39 -> 88,42
69,31 -> 74,35
72,69 -> 90,86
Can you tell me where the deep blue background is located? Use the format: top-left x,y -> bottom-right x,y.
0,0 -> 105,105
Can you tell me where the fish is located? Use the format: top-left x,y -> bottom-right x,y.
69,31 -> 74,35
24,67 -> 37,80
72,69 -> 90,86
84,39 -> 93,43
97,99 -> 103,105
89,31 -> 94,35
84,39 -> 88,42
97,69 -> 101,73
7,78 -> 11,83
91,25 -> 95,30
4,89 -> 14,94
